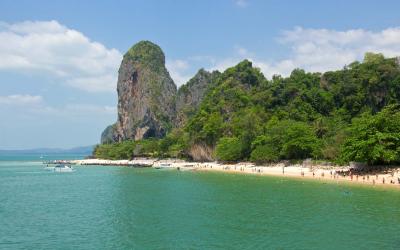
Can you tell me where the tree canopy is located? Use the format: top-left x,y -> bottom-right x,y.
96,53 -> 400,166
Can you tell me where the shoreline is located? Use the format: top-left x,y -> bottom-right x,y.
69,158 -> 400,189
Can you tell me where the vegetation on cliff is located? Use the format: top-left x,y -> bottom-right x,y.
124,41 -> 166,72
104,40 -> 177,143
95,52 -> 400,166
175,69 -> 220,127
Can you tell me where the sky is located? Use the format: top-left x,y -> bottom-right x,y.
1,0 -> 400,149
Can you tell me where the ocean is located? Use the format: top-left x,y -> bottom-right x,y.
1,154 -> 399,249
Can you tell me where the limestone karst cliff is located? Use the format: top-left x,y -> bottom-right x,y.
175,69 -> 220,127
101,41 -> 216,144
101,41 -> 177,143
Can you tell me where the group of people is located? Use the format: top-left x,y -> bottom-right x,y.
198,163 -> 400,186
331,169 -> 400,185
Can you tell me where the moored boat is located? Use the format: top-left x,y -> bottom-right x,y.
154,163 -> 174,169
53,165 -> 75,172
43,165 -> 55,171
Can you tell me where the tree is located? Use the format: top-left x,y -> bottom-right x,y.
230,106 -> 266,158
99,54 -> 400,166
280,120 -> 320,159
250,144 -> 279,164
363,52 -> 384,64
250,119 -> 320,162
340,105 -> 400,165
215,137 -> 243,162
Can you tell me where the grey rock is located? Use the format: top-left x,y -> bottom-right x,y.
175,69 -> 219,127
100,41 -> 217,144
101,41 -> 177,143
100,123 -> 118,144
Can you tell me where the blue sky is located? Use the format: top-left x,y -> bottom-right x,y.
1,0 -> 400,149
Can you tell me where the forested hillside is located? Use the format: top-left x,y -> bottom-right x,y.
95,53 -> 400,166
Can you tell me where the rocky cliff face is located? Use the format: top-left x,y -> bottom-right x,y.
101,123 -> 117,144
175,69 -> 219,127
102,41 -> 177,143
100,41 -> 218,144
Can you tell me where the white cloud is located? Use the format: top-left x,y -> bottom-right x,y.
166,59 -> 192,87
0,95 -> 117,148
30,103 -> 117,117
269,26 -> 400,76
0,94 -> 43,105
0,93 -> 116,118
0,20 -> 122,92
8,21 -> 397,91
210,58 -> 240,72
202,26 -> 400,79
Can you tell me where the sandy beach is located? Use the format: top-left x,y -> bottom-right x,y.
68,158 -> 400,189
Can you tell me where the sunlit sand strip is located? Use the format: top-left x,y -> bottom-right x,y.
70,158 -> 400,188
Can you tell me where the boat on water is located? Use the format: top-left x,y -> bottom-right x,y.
54,165 -> 75,172
44,164 -> 75,172
154,163 -> 174,169
43,165 -> 55,171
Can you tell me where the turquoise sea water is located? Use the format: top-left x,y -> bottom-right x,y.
1,155 -> 400,249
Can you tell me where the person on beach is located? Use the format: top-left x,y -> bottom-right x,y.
312,172 -> 315,177
398,177 -> 400,184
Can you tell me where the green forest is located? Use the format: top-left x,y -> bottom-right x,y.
94,53 -> 400,166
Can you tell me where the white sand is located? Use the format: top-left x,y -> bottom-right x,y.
71,158 -> 400,188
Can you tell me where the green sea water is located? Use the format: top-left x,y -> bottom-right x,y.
1,155 -> 400,249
